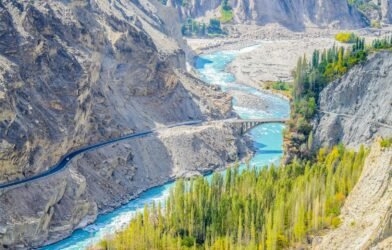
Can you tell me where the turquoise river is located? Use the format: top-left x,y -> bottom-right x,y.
41,46 -> 290,250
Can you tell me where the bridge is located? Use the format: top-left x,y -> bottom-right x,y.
225,118 -> 288,134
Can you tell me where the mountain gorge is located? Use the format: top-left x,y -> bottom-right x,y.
0,0 -> 391,249
0,0 -> 244,248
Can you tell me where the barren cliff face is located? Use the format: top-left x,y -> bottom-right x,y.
313,51 -> 392,149
312,52 -> 392,249
314,140 -> 392,249
168,0 -> 368,29
0,0 -> 232,183
381,0 -> 392,23
0,0 -> 243,248
355,0 -> 392,24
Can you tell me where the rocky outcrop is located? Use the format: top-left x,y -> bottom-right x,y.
0,0 -> 235,183
0,0 -> 244,248
167,0 -> 368,29
351,0 -> 392,24
313,140 -> 392,249
381,0 -> 392,23
313,51 -> 392,149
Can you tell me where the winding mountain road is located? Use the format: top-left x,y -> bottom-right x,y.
0,118 -> 289,190
0,120 -> 202,190
318,110 -> 392,129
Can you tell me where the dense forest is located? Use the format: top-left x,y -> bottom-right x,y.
285,36 -> 392,160
94,146 -> 367,250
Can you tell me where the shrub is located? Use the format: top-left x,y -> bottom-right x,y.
335,32 -> 358,43
371,20 -> 381,29
380,138 -> 392,148
220,7 -> 233,23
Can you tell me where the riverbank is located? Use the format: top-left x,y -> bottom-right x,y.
39,122 -> 247,250
187,24 -> 392,91
38,45 -> 289,250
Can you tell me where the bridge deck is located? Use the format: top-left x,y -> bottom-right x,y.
227,118 -> 288,123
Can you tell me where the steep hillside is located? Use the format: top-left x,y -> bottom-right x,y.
313,51 -> 392,149
350,0 -> 392,24
167,0 -> 368,29
380,0 -> 392,23
0,0 -> 245,248
382,0 -> 392,23
314,140 -> 392,249
312,51 -> 392,249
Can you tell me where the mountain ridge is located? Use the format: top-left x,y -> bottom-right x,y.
167,0 -> 369,29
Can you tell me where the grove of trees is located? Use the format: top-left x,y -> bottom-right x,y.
182,18 -> 224,37
285,36 -> 391,160
94,146 -> 367,250
91,35 -> 391,250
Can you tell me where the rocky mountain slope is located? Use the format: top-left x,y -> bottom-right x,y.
382,0 -> 392,23
355,0 -> 392,24
0,0 -> 245,248
312,51 -> 392,248
313,51 -> 392,149
377,0 -> 392,23
167,0 -> 368,29
314,140 -> 392,249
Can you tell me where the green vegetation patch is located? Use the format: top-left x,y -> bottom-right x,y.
94,146 -> 367,249
207,19 -> 224,36
286,36 -> 392,160
380,138 -> 392,148
220,0 -> 233,23
335,32 -> 358,43
371,20 -> 381,28
264,81 -> 293,99
181,18 -> 225,37
220,7 -> 233,23
347,0 -> 380,12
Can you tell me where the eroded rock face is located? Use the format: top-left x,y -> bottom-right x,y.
313,141 -> 392,249
0,0 -> 243,248
381,0 -> 392,23
356,0 -> 392,24
0,123 -> 245,249
313,51 -> 392,149
311,52 -> 392,248
167,0 -> 368,29
0,0 -> 232,183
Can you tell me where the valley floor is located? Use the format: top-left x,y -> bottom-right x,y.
187,24 -> 392,89
186,24 -> 392,249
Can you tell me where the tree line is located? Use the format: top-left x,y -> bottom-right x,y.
94,146 -> 367,250
182,18 -> 225,37
285,36 -> 392,160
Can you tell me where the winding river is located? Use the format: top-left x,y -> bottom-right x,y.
41,46 -> 290,250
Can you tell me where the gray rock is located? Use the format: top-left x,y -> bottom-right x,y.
313,51 -> 392,149
0,0 -> 245,248
381,0 -> 392,23
167,0 -> 368,29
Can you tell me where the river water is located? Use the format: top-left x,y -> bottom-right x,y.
41,46 -> 289,250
